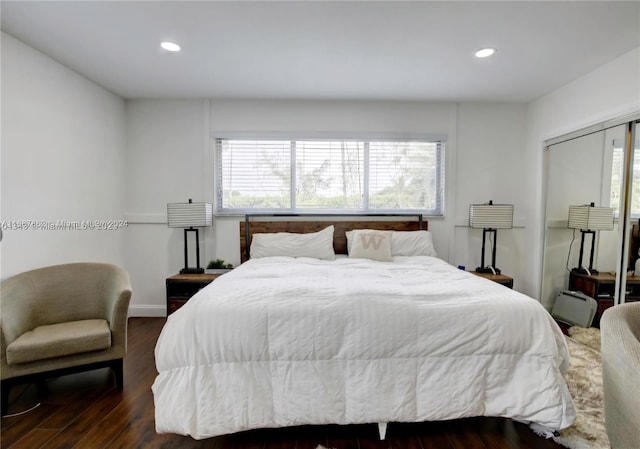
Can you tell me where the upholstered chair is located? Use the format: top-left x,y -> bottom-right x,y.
601,301 -> 640,449
1,262 -> 131,414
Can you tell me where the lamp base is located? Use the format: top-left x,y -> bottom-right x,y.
475,266 -> 501,275
179,267 -> 205,275
571,267 -> 598,276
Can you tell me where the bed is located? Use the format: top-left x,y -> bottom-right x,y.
152,217 -> 575,440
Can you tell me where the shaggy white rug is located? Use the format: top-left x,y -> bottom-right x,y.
552,327 -> 608,449
568,326 -> 602,352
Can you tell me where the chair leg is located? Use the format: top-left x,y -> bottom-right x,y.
1,380 -> 10,416
112,359 -> 124,390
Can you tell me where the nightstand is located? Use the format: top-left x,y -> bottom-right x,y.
568,271 -> 640,327
166,273 -> 224,315
471,271 -> 514,289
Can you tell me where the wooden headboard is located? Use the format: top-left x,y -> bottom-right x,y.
239,215 -> 426,263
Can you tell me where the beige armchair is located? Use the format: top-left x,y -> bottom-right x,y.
601,301 -> 640,449
1,262 -> 131,414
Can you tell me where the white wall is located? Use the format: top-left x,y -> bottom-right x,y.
0,32 -> 127,279
5,32 -> 635,315
525,46 -> 640,306
124,99 -> 211,316
454,103 -> 527,282
209,99 -> 456,265
210,100 -> 528,275
124,98 -> 531,314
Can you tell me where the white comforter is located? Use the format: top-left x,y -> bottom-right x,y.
153,256 -> 575,439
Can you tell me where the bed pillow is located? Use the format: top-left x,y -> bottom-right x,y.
346,229 -> 437,257
391,230 -> 438,257
347,230 -> 392,262
250,225 -> 335,260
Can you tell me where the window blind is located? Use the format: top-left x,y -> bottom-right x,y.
218,140 -> 291,210
216,138 -> 445,214
295,141 -> 364,209
368,141 -> 443,211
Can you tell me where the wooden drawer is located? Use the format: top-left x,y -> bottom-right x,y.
470,271 -> 513,289
167,298 -> 189,315
166,273 -> 224,316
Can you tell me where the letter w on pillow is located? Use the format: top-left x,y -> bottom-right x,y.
359,234 -> 385,250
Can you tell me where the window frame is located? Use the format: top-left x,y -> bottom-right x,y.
214,136 -> 446,216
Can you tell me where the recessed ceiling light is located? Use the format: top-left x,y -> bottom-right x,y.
475,48 -> 496,58
161,41 -> 181,52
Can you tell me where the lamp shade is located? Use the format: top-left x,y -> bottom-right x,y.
167,201 -> 212,228
469,203 -> 514,229
567,205 -> 614,231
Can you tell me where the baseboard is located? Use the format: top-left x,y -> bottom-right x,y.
128,305 -> 166,317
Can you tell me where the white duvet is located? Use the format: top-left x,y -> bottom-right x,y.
153,256 -> 575,439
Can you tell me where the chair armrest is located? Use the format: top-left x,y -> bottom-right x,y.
103,266 -> 132,352
0,327 -> 7,368
601,302 -> 640,449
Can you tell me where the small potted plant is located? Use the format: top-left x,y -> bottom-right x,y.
206,259 -> 234,274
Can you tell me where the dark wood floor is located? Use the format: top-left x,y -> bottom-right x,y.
1,318 -> 564,449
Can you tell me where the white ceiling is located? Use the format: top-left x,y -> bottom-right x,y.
1,1 -> 639,102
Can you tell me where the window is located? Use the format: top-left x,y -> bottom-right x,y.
610,142 -> 640,218
216,138 -> 445,214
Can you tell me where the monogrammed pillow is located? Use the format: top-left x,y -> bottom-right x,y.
347,229 -> 438,257
347,230 -> 392,262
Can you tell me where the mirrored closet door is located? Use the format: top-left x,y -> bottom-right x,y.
542,116 -> 639,327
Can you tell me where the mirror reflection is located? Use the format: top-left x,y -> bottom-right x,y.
542,124 -> 634,327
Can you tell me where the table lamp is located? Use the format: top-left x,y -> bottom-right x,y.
167,199 -> 212,274
568,203 -> 614,275
469,200 -> 514,275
